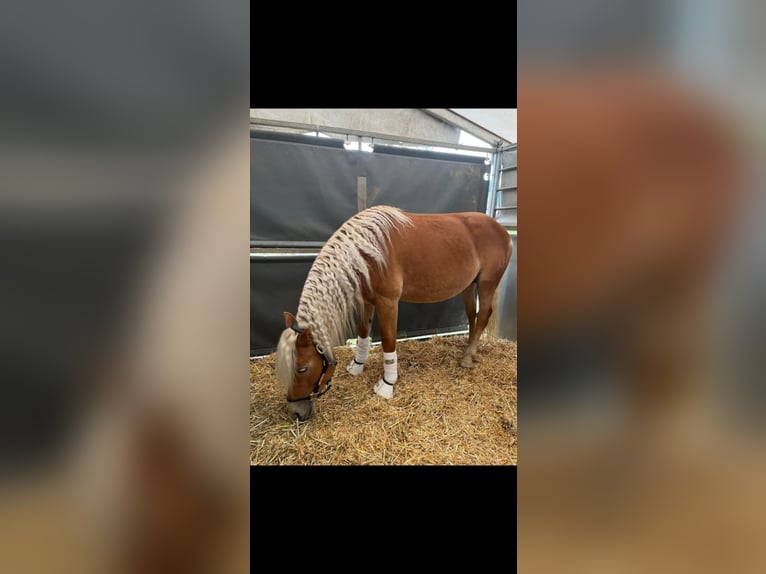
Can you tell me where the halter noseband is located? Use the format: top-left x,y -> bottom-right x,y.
286,321 -> 336,403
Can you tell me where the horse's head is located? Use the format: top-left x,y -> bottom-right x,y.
275,312 -> 336,421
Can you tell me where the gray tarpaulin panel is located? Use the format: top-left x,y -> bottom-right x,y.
251,258 -> 313,356
364,147 -> 488,214
249,128 -> 346,148
251,134 -> 491,356
371,144 -> 487,164
250,259 -> 471,356
250,138 -> 489,243
250,138 -> 360,243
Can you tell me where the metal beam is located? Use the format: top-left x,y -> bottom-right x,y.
250,118 -> 498,154
250,109 -> 460,143
250,240 -> 324,248
250,252 -> 318,262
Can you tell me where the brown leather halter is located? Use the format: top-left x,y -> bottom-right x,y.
286,322 -> 336,403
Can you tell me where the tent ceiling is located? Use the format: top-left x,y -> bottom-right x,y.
449,109 -> 517,145
421,109 -> 516,146
250,108 -> 517,148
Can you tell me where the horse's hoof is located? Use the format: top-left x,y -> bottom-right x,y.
460,357 -> 475,368
346,360 -> 365,376
373,378 -> 394,399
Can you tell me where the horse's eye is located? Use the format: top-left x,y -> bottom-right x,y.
296,366 -> 309,374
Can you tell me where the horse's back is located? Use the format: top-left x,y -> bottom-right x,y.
404,210 -> 511,261
455,211 -> 513,266
379,210 -> 511,303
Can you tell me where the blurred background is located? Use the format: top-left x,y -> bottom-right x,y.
0,2 -> 250,572
518,0 -> 766,571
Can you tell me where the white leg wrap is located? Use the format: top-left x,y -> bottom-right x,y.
374,351 -> 397,399
346,336 -> 370,376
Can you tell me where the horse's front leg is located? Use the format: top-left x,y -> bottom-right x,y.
373,296 -> 398,399
346,303 -> 375,376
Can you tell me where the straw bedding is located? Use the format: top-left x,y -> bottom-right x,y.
250,334 -> 517,465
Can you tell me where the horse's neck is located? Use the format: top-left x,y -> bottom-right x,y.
296,263 -> 360,356
295,223 -> 380,356
296,294 -> 331,350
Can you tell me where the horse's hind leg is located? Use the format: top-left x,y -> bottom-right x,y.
460,284 -> 478,367
346,303 -> 375,376
461,279 -> 498,368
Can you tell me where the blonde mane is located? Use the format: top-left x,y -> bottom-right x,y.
275,205 -> 412,390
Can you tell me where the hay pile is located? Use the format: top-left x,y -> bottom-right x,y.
250,335 -> 517,465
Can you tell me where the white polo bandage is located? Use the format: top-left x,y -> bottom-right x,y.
354,336 -> 370,363
383,351 -> 397,384
346,336 -> 370,376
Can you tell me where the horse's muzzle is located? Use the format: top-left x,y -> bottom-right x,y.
287,399 -> 313,421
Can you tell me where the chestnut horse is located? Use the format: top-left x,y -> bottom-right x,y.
275,205 -> 513,420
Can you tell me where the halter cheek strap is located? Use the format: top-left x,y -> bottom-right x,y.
286,321 -> 337,402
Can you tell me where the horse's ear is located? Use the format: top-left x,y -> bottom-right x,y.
283,311 -> 296,329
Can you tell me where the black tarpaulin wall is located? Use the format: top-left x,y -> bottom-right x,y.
251,132 -> 490,356
250,134 -> 359,243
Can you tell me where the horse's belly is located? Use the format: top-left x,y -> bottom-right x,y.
398,262 -> 478,303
